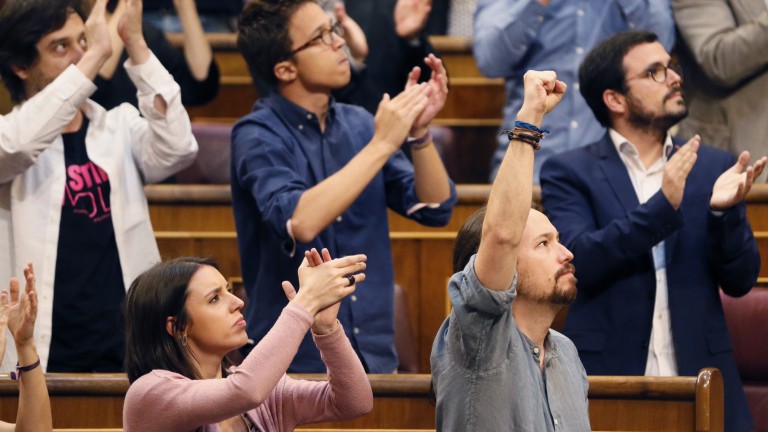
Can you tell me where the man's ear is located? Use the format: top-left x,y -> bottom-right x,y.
603,89 -> 626,116
274,60 -> 297,83
11,64 -> 28,80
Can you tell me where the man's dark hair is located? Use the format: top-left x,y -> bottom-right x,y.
453,201 -> 545,273
453,207 -> 486,273
124,256 -> 219,383
0,0 -> 89,103
237,0 -> 312,89
578,30 -> 659,128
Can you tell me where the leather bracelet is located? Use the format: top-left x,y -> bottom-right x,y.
510,133 -> 542,151
10,357 -> 40,380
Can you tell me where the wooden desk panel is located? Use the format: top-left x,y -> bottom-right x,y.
4,369 -> 723,431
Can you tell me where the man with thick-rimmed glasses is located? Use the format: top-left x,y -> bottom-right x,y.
541,30 -> 767,432
231,0 -> 457,373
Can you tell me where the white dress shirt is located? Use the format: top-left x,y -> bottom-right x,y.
609,129 -> 678,376
0,53 -> 197,370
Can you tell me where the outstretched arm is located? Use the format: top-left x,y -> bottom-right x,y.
290,84 -> 430,242
708,151 -> 766,295
173,0 -> 214,81
3,264 -> 52,432
474,70 -> 565,290
280,248 -> 373,426
334,2 -> 368,63
405,54 -> 452,204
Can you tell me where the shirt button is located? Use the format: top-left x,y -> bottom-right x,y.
536,15 -> 544,22
570,120 -> 579,129
574,83 -> 580,91
576,9 -> 584,16
351,295 -> 357,302
306,113 -> 312,120
353,327 -> 360,334
298,124 -> 304,130
533,347 -> 540,354
554,418 -> 559,425
628,22 -> 636,29
575,47 -> 584,55
336,216 -> 343,222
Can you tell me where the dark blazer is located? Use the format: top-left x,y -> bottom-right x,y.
540,133 -> 759,432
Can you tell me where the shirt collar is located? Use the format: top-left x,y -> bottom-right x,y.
609,128 -> 674,162
266,91 -> 337,132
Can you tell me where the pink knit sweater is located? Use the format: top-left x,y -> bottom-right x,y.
123,302 -> 373,431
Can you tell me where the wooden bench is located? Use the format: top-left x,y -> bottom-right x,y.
6,369 -> 723,431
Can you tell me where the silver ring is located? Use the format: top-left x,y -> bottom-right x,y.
345,275 -> 356,287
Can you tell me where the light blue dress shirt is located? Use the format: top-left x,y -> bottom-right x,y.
474,0 -> 675,182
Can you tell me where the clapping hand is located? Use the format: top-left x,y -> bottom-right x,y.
118,0 -> 150,64
710,151 -> 767,210
281,249 -> 366,334
405,54 -> 449,137
1,263 -> 38,348
395,0 -> 432,39
662,135 -> 700,210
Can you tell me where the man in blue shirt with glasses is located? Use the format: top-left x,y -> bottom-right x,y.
232,0 -> 456,373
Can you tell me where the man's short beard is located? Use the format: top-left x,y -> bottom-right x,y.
626,89 -> 688,134
517,264 -> 577,305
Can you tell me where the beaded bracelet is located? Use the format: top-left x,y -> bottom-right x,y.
10,357 -> 40,380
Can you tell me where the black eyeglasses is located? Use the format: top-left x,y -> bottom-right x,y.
627,61 -> 682,84
291,21 -> 345,54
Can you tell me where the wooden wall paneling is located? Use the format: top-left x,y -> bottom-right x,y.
0,83 -> 11,115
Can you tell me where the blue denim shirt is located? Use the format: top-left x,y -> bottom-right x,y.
431,255 -> 591,431
231,92 -> 457,373
474,0 -> 675,182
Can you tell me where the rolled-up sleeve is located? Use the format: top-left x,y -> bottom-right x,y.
382,150 -> 457,227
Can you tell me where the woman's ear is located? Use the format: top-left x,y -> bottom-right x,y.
166,317 -> 176,337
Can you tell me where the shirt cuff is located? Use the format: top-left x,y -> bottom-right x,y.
285,219 -> 297,258
52,64 -> 97,104
124,52 -> 178,103
405,202 -> 441,216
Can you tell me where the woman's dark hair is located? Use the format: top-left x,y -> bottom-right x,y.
578,30 -> 659,127
237,0 -> 311,89
124,256 -> 219,383
0,0 -> 89,103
